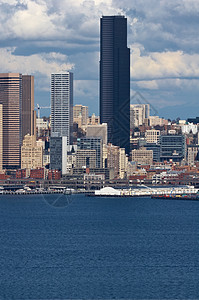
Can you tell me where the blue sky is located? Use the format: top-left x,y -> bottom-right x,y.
1,0 -> 199,119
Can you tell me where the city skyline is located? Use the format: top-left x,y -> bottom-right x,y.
1,1 -> 199,119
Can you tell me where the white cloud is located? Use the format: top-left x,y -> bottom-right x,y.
131,44 -> 199,80
0,47 -> 74,90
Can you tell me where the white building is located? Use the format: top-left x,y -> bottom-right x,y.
130,104 -> 150,129
181,123 -> 198,135
51,72 -> 73,144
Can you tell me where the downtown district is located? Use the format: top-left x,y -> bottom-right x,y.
0,15 -> 199,190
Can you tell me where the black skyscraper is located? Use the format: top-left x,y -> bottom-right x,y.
100,15 -> 130,153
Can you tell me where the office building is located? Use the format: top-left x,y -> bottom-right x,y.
146,144 -> 160,162
0,73 -> 22,169
77,137 -> 103,168
145,129 -> 160,144
51,72 -> 73,144
21,134 -> 43,169
100,15 -> 130,153
50,136 -> 67,174
86,123 -> 107,145
22,75 -> 36,139
132,148 -> 153,165
160,134 -> 186,162
76,149 -> 96,168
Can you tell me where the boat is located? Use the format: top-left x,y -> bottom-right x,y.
151,193 -> 199,200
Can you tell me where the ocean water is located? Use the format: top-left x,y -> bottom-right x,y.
0,194 -> 199,299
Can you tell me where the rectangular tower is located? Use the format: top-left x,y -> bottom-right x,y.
100,15 -> 130,153
0,73 -> 22,169
51,72 -> 73,144
22,75 -> 35,139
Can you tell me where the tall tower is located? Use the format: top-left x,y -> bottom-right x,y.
0,73 -> 22,169
51,72 -> 73,144
100,15 -> 130,153
22,75 -> 36,139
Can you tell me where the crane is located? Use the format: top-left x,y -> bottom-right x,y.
36,104 -> 51,119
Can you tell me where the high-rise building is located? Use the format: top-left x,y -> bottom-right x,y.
100,15 -> 130,153
0,73 -> 22,169
51,72 -> 73,144
22,75 -> 36,139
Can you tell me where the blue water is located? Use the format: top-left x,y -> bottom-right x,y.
0,194 -> 199,299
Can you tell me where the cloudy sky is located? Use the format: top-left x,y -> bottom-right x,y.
1,0 -> 199,119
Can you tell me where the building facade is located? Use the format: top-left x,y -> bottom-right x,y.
160,134 -> 186,162
131,148 -> 153,165
100,15 -> 130,153
130,104 -> 150,129
76,149 -> 96,168
73,105 -> 88,127
22,75 -> 36,140
0,73 -> 22,169
187,145 -> 199,165
21,134 -> 43,169
145,129 -> 160,144
77,137 -> 103,168
51,72 -> 73,144
50,136 -> 67,174
86,123 -> 107,145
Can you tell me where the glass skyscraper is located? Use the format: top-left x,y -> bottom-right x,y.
100,15 -> 130,153
51,72 -> 73,144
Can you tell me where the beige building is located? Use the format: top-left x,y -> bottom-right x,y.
21,134 -> 43,169
103,144 -> 119,178
73,105 -> 88,127
119,148 -> 128,179
87,113 -> 100,125
86,123 -> 107,145
76,149 -> 96,168
145,129 -> 160,144
148,116 -> 168,127
187,146 -> 199,166
131,148 -> 153,165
